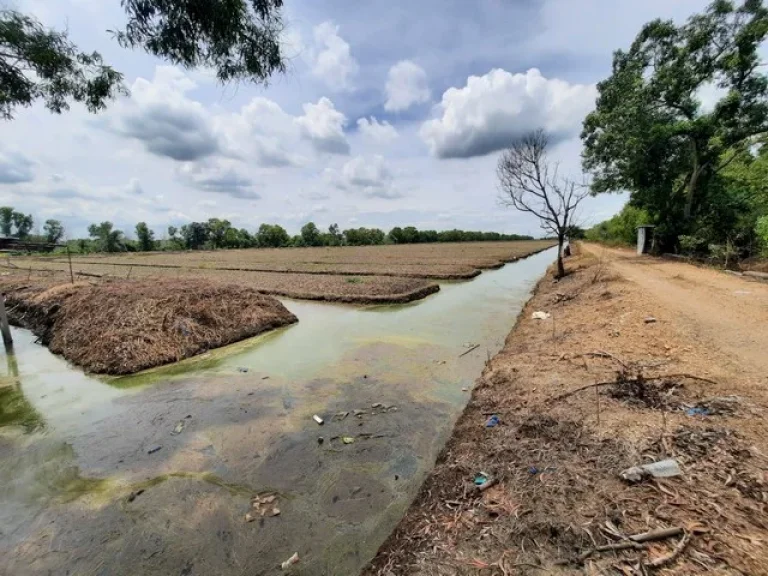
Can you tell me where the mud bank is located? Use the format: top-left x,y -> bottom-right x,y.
0,278 -> 297,374
363,246 -> 768,575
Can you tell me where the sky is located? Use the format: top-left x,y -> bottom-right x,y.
1,0 -> 716,239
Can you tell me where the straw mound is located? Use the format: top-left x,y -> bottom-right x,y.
2,278 -> 297,374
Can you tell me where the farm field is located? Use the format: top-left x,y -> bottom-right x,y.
6,240 -> 555,304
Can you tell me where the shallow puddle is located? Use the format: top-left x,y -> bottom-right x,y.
0,248 -> 555,576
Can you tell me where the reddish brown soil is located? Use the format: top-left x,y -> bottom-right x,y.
363,245 -> 768,575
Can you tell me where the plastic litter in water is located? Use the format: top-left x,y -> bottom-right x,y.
281,552 -> 299,570
147,445 -> 162,455
312,414 -> 324,425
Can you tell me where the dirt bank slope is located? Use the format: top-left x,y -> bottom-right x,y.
363,246 -> 768,575
1,278 -> 298,375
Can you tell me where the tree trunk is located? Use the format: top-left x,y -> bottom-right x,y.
684,140 -> 702,220
556,236 -> 566,278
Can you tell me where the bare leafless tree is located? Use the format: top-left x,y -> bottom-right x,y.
497,129 -> 589,278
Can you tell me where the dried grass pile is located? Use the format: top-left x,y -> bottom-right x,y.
1,277 -> 297,374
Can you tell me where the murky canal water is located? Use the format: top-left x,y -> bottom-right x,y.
0,248 -> 555,576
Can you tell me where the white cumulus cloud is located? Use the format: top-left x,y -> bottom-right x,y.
327,155 -> 401,199
420,68 -> 596,159
310,21 -> 358,91
357,117 -> 399,143
385,60 -> 431,112
295,97 -> 350,155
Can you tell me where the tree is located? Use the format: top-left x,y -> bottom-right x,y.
497,130 -> 589,278
11,211 -> 33,239
300,221 -> 322,246
256,223 -> 289,247
582,0 -> 768,250
0,207 -> 13,236
207,218 -> 232,249
115,0 -> 285,84
181,222 -> 209,250
1,1 -> 286,120
43,219 -> 64,244
88,221 -> 125,252
135,221 -> 155,251
0,11 -> 126,120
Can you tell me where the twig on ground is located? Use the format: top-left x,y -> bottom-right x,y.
460,344 -> 480,357
643,531 -> 691,569
557,527 -> 685,566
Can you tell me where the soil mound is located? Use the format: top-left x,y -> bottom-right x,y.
1,278 -> 297,374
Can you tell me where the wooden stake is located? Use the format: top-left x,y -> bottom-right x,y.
0,293 -> 13,352
66,245 -> 74,284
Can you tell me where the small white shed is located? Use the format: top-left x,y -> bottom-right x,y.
636,225 -> 656,255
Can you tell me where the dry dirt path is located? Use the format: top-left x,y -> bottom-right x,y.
586,243 -> 768,383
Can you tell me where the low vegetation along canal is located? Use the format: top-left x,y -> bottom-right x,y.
0,248 -> 556,576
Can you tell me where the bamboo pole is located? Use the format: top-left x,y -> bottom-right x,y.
0,293 -> 13,352
67,245 -> 74,284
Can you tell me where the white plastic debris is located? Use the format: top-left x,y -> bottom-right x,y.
620,458 -> 681,483
312,414 -> 324,425
532,311 -> 551,320
281,552 -> 299,570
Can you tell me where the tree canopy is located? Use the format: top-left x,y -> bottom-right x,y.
582,0 -> 768,250
1,1 -> 286,120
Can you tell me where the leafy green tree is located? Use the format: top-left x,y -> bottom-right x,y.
756,215 -> 768,254
388,226 -> 405,244
43,219 -> 64,243
88,221 -> 125,252
207,218 -> 232,249
300,221 -> 322,246
0,11 -> 126,120
585,205 -> 651,245
181,222 -> 209,250
0,207 -> 14,236
256,223 -> 289,247
115,0 -> 285,84
2,1 -> 286,120
11,211 -> 33,239
77,238 -> 89,253
135,221 -> 155,251
582,0 -> 768,250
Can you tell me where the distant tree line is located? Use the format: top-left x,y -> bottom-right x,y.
0,208 -> 533,253
0,206 -> 64,244
75,219 -> 534,253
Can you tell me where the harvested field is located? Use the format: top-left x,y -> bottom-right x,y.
4,241 -> 553,304
363,245 -> 768,575
14,240 -> 554,279
0,277 -> 298,374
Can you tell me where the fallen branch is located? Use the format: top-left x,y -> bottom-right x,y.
629,527 -> 684,543
556,527 -> 684,565
548,373 -> 719,404
643,531 -> 691,569
459,344 -> 481,357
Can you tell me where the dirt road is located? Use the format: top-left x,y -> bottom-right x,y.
587,243 -> 768,382
364,244 -> 768,575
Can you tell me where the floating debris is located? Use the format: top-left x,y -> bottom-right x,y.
237,367 -> 249,373
342,437 -> 355,445
147,445 -> 162,455
333,411 -> 349,421
281,552 -> 299,570
312,414 -> 324,425
171,420 -> 186,435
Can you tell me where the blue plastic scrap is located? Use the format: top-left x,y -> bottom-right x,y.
686,406 -> 710,417
485,415 -> 500,428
